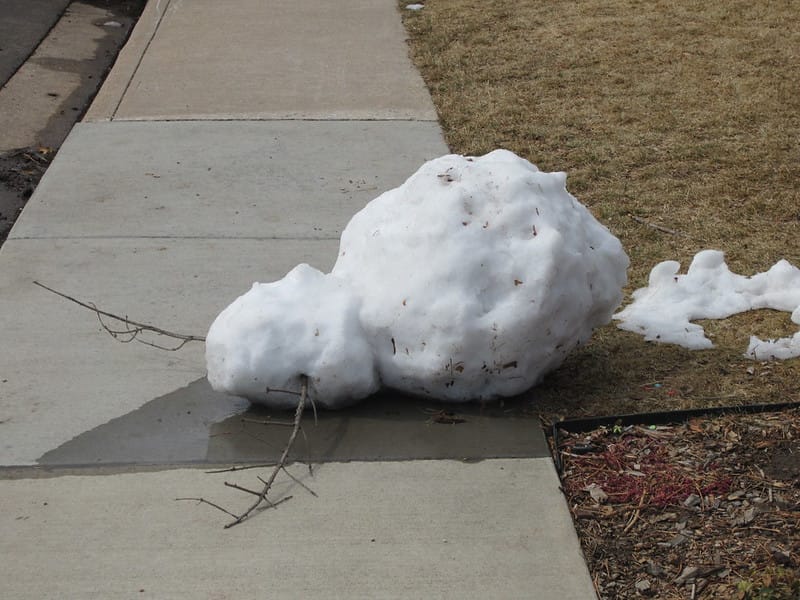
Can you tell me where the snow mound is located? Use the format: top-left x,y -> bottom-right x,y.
332,150 -> 628,400
205,264 -> 378,409
206,150 -> 629,407
614,250 -> 800,360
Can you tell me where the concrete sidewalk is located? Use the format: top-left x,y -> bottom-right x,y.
0,1 -> 596,597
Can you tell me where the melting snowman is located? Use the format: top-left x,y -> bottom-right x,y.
205,150 -> 629,408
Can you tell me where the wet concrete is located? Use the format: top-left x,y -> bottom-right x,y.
39,377 -> 550,466
208,392 -> 550,463
38,378 -> 249,465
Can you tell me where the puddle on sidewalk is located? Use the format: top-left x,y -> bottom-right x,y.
208,393 -> 549,463
39,379 -> 549,466
38,378 -> 249,465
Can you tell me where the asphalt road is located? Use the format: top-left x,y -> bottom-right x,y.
0,0 -> 71,87
0,0 -> 144,243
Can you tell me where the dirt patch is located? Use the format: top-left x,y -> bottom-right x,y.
765,442 -> 800,482
555,408 -> 800,598
0,147 -> 53,243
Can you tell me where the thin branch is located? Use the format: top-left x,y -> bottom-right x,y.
206,460 -> 315,476
309,393 -> 318,426
629,214 -> 680,235
205,463 -> 277,474
175,497 -> 240,519
266,384 -> 317,425
265,386 -> 301,396
176,495 -> 293,517
224,481 -> 277,503
136,337 -> 195,352
33,280 -> 205,350
94,310 -> 197,351
240,417 -> 296,427
280,466 -> 319,497
622,489 -> 647,534
224,375 -> 309,529
628,214 -> 699,240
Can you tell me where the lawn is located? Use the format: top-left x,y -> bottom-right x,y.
401,0 -> 800,419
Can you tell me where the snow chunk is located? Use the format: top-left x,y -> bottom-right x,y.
332,150 -> 628,401
205,264 -> 379,408
405,3 -> 424,10
207,150 -> 628,407
614,250 -> 800,358
747,331 -> 800,361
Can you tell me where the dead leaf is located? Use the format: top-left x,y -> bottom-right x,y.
584,483 -> 609,504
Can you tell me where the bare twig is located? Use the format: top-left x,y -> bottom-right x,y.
628,214 -> 696,239
224,481 -> 277,503
240,417 -> 296,427
175,495 -> 292,517
279,466 -> 319,497
223,376 -> 310,528
175,497 -> 240,520
33,280 -> 205,350
309,393 -> 318,426
265,385 -> 318,425
622,489 -> 647,534
629,214 -> 680,235
265,387 -> 302,396
205,463 -> 277,474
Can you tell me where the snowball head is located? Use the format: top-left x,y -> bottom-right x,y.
205,263 -> 379,408
331,149 -> 629,401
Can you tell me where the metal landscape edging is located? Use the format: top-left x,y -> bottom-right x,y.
549,400 -> 800,473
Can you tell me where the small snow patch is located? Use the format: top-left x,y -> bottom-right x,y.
614,250 -> 800,360
405,3 -> 425,10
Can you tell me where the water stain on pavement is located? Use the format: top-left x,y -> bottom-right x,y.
208,393 -> 549,463
38,378 -> 249,465
39,379 -> 549,466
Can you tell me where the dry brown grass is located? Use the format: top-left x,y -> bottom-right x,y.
401,0 -> 800,417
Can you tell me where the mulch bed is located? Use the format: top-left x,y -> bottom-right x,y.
554,408 -> 800,598
0,147 -> 53,245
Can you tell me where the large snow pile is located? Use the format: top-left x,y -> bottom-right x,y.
206,150 -> 629,408
614,250 -> 800,360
